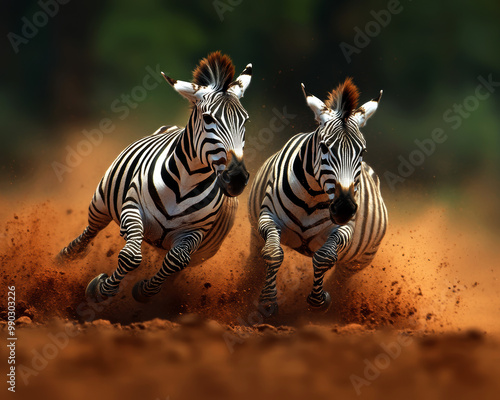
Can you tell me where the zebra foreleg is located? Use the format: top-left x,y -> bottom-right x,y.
308,226 -> 351,311
132,232 -> 203,303
85,207 -> 144,303
257,216 -> 284,316
307,234 -> 339,310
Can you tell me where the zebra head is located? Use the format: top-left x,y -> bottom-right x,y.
162,52 -> 252,197
302,78 -> 382,225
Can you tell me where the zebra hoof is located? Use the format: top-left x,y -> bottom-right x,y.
132,280 -> 151,303
307,291 -> 332,312
258,301 -> 279,318
85,273 -> 109,303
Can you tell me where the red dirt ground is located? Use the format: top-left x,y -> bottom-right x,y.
1,145 -> 499,399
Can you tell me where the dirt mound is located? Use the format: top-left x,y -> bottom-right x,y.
1,317 -> 497,400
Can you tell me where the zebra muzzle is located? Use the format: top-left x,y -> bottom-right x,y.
216,157 -> 249,197
329,185 -> 358,225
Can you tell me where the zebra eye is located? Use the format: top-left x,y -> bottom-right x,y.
202,114 -> 216,125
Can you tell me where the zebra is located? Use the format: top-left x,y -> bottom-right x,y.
248,78 -> 388,316
57,52 -> 252,303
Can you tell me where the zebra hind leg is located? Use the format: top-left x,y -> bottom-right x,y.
56,225 -> 99,264
257,218 -> 284,317
132,232 -> 203,303
86,206 -> 144,303
56,200 -> 112,264
307,234 -> 339,311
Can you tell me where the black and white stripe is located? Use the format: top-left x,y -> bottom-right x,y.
58,52 -> 252,303
248,79 -> 387,314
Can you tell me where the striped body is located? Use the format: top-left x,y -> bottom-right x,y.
248,131 -> 387,269
93,125 -> 237,263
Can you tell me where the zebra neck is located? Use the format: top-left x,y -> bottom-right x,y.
169,124 -> 213,182
295,132 -> 323,195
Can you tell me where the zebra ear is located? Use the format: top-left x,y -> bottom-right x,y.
161,72 -> 209,103
301,83 -> 333,126
227,64 -> 252,99
353,90 -> 383,127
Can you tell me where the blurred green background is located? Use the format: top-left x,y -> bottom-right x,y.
1,0 -> 499,229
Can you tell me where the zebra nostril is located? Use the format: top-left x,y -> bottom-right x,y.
352,204 -> 358,215
221,171 -> 231,184
215,165 -> 226,176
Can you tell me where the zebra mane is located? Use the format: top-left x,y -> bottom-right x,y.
325,78 -> 360,122
192,51 -> 235,92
